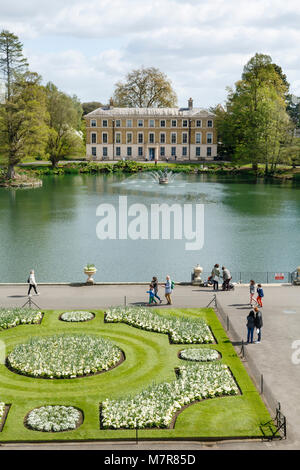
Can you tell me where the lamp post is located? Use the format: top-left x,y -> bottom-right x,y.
189,119 -> 191,161
112,119 -> 115,161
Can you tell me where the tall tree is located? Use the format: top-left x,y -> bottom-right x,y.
286,94 -> 300,128
0,30 -> 28,100
113,67 -> 177,108
0,72 -> 49,178
45,82 -> 84,167
216,53 -> 292,174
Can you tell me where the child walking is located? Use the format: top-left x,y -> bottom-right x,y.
146,285 -> 157,306
256,284 -> 264,307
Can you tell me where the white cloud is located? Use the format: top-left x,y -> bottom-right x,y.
1,0 -> 300,105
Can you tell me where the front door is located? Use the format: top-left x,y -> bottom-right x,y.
149,148 -> 155,160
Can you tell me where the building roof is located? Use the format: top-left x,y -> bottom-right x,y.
85,106 -> 215,118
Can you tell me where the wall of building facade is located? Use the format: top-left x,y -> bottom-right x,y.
85,112 -> 218,161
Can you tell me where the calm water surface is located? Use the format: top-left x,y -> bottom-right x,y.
0,173 -> 299,282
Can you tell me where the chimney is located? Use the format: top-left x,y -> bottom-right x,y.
109,97 -> 114,109
188,97 -> 193,110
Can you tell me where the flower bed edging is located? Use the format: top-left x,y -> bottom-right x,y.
100,363 -> 239,430
6,334 -> 124,379
24,405 -> 83,432
105,306 -> 214,344
178,348 -> 221,362
0,308 -> 43,331
0,404 -> 11,432
59,311 -> 95,322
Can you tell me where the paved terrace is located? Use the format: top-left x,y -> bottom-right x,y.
0,283 -> 299,451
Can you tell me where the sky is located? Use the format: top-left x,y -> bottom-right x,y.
1,0 -> 300,108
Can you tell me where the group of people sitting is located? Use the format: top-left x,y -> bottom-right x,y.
209,264 -> 232,291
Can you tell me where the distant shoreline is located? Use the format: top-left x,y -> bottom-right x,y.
6,160 -> 300,183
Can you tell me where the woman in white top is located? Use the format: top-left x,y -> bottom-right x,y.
211,264 -> 220,291
27,270 -> 39,296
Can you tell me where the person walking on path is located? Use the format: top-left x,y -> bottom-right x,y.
27,270 -> 39,296
246,310 -> 256,344
254,307 -> 263,343
164,275 -> 173,305
222,266 -> 232,291
146,285 -> 157,306
151,276 -> 162,304
249,280 -> 256,306
256,284 -> 264,307
211,264 -> 220,291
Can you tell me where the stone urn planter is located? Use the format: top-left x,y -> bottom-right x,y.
192,264 -> 203,285
84,265 -> 97,285
293,266 -> 300,285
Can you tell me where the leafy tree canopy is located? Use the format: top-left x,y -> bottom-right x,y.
113,67 -> 177,108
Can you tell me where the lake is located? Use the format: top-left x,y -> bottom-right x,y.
0,173 -> 299,283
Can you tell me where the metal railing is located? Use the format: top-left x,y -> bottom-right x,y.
209,294 -> 287,439
194,271 -> 292,284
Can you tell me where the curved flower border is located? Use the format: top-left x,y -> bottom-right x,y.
59,311 -> 95,322
0,403 -> 10,432
7,334 -> 125,379
105,306 -> 214,344
24,405 -> 83,432
0,308 -> 43,331
100,363 -> 239,430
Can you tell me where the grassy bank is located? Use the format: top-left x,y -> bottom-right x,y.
12,160 -> 300,182
0,308 -> 276,441
0,168 -> 42,188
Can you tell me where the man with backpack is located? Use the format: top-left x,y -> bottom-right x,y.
27,270 -> 40,296
164,275 -> 174,305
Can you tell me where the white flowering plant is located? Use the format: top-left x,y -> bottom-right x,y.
0,402 -> 5,424
60,311 -> 94,322
101,363 -> 239,429
7,334 -> 122,379
179,348 -> 220,362
26,405 -> 81,432
105,306 -> 213,344
0,308 -> 42,330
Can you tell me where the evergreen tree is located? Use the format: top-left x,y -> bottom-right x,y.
0,30 -> 28,100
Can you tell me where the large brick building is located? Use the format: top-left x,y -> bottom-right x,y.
85,98 -> 217,161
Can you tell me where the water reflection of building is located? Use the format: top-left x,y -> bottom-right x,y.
85,98 -> 217,162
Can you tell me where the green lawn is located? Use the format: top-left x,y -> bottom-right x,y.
0,308 -> 275,441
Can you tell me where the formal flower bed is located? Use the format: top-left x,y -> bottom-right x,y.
0,402 -> 5,422
105,307 -> 213,344
7,334 -> 122,378
26,405 -> 82,432
0,308 -> 42,331
60,311 -> 94,322
179,348 -> 220,362
101,363 -> 239,429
